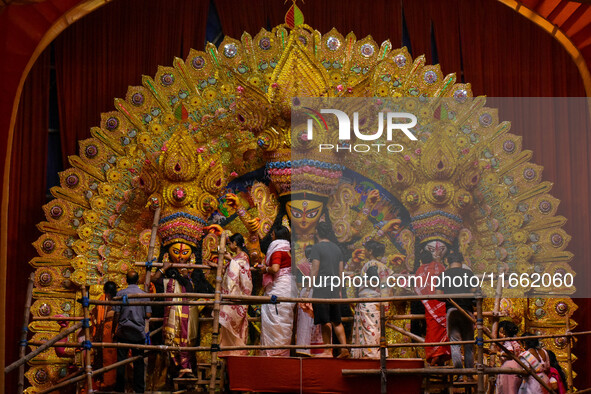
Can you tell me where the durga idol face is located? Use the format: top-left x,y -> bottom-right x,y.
286,199 -> 324,237
424,240 -> 448,263
168,242 -> 192,264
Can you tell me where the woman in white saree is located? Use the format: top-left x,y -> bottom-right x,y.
259,226 -> 295,357
351,241 -> 391,359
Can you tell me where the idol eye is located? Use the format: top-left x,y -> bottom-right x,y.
306,210 -> 319,219
182,250 -> 190,256
173,249 -> 180,254
290,208 -> 302,218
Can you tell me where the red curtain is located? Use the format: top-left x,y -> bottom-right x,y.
5,49 -> 51,389
0,0 -> 83,226
458,0 -> 586,96
55,0 -> 209,162
403,0 -> 462,78
214,0 -> 280,39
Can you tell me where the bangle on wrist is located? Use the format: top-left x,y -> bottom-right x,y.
158,268 -> 165,275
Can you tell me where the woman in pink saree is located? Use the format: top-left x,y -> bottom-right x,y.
219,233 -> 253,356
494,320 -> 523,394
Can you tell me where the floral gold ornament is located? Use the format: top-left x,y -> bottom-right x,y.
138,131 -> 225,248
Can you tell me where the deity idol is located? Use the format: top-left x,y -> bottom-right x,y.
139,131 -> 224,379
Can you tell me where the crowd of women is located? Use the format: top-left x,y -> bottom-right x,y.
86,224 -> 569,393
494,321 -> 567,394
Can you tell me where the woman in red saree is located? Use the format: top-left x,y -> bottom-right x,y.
414,240 -> 451,365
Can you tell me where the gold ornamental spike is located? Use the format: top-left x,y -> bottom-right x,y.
523,215 -> 567,231
36,222 -> 77,237
402,55 -> 426,91
140,75 -> 170,111
496,150 -> 533,177
378,40 -> 392,60
172,56 -> 197,95
268,32 -> 332,109
456,95 -> 486,126
513,181 -> 553,202
531,251 -> 574,264
240,32 -> 258,73
68,156 -> 106,182
427,74 -> 457,110
30,257 -> 73,268
489,121 -> 512,142
90,127 -> 125,156
433,73 -> 457,98
113,97 -> 147,132
49,186 -> 90,208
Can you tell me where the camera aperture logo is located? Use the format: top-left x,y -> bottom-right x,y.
303,107 -> 417,153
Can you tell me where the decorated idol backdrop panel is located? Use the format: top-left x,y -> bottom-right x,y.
26,22 -> 577,390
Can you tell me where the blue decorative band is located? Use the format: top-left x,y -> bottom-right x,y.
159,212 -> 207,225
410,210 -> 463,223
266,160 -> 345,171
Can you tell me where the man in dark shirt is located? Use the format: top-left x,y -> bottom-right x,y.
113,270 -> 152,393
308,222 -> 350,358
438,252 -> 478,371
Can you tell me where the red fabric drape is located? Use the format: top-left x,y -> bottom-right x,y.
458,0 -> 586,96
5,49 -> 50,390
0,0 -> 83,221
214,0 -> 281,39
55,0 -> 209,162
403,0 -> 462,76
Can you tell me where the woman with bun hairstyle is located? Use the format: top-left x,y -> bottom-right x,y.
218,233 -> 253,356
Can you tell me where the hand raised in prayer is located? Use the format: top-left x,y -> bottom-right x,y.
366,189 -> 380,205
